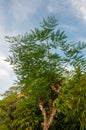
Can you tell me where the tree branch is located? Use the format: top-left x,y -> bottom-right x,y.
47,106 -> 56,128
50,85 -> 61,94
39,101 -> 47,122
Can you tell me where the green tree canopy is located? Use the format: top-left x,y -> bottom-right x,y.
5,16 -> 86,130
6,16 -> 86,102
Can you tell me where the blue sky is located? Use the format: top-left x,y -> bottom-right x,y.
0,0 -> 86,96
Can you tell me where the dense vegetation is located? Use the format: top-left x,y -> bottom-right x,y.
0,16 -> 86,130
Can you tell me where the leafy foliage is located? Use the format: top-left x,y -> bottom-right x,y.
2,16 -> 86,129
54,67 -> 86,130
0,89 -> 42,130
6,16 -> 86,103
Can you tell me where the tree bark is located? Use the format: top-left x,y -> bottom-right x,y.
39,101 -> 56,130
39,78 -> 62,130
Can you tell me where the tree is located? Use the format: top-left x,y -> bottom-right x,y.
0,91 -> 17,130
0,86 -> 42,130
65,67 -> 86,130
54,67 -> 86,130
6,16 -> 86,130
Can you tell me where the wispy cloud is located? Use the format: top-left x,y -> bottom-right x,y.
0,53 -> 15,94
69,0 -> 86,22
0,54 -> 10,70
47,0 -> 86,23
0,68 -> 8,76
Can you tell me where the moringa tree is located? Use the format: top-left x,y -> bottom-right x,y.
6,16 -> 86,130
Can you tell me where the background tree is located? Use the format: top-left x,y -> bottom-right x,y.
0,90 -> 17,130
5,16 -> 86,130
0,86 -> 43,130
54,67 -> 86,130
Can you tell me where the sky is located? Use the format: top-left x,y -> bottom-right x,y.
0,0 -> 86,96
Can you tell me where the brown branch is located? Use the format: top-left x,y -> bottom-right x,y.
39,99 -> 57,130
39,101 -> 47,122
50,85 -> 61,94
47,106 -> 56,129
17,93 -> 26,99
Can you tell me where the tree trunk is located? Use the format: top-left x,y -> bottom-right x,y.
39,78 -> 62,130
39,101 -> 56,130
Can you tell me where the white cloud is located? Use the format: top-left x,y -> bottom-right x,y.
0,69 -> 8,76
0,54 -> 11,71
69,0 -> 86,21
0,53 -> 13,82
0,52 -> 16,94
47,0 -> 86,22
0,74 -> 15,95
